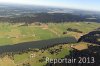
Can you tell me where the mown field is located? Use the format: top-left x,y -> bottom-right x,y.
0,22 -> 100,66
0,22 -> 99,46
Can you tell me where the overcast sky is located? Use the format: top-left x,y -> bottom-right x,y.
0,0 -> 100,11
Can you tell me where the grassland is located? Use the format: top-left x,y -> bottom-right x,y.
0,22 -> 99,66
14,44 -> 71,66
0,22 -> 99,46
0,56 -> 16,66
14,42 -> 89,66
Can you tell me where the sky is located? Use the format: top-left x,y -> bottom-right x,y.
0,0 -> 100,11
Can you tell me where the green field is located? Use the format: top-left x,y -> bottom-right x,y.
0,22 -> 100,66
0,22 -> 99,46
13,42 -> 90,66
13,44 -> 71,65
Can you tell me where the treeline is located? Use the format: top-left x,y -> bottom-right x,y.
0,37 -> 77,55
0,13 -> 100,23
78,31 -> 100,44
67,28 -> 83,33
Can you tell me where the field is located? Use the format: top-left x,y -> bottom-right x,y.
0,22 -> 100,66
0,22 -> 99,46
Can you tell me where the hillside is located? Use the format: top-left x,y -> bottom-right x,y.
0,22 -> 99,66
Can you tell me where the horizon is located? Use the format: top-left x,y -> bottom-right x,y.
0,0 -> 100,11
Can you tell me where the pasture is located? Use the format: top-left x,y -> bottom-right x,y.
0,22 -> 99,66
0,22 -> 99,46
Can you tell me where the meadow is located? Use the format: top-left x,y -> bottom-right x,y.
0,22 -> 99,66
0,22 -> 99,46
